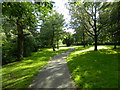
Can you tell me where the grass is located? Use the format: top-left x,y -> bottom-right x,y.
2,47 -> 70,89
67,45 -> 120,88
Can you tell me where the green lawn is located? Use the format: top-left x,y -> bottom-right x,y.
2,47 -> 70,89
67,45 -> 120,88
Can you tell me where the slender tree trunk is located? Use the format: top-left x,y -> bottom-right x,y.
94,35 -> 98,51
114,43 -> 117,49
83,32 -> 85,47
94,3 -> 97,51
52,45 -> 55,51
56,34 -> 59,49
52,30 -> 55,51
17,21 -> 24,61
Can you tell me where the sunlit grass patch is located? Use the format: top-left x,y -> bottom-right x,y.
72,46 -> 108,55
2,47 -> 70,89
67,45 -> 119,88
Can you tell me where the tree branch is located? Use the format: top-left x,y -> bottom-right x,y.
83,24 -> 94,36
97,24 -> 107,36
88,20 -> 94,29
97,25 -> 102,33
84,8 -> 93,18
86,31 -> 94,39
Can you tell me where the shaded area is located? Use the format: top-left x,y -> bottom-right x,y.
67,46 -> 119,88
29,48 -> 75,88
2,48 -> 69,89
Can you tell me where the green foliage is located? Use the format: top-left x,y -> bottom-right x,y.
67,2 -> 120,49
2,2 -> 37,28
40,12 -> 65,49
97,2 -> 120,44
109,2 -> 120,44
63,37 -> 74,46
63,32 -> 74,46
67,45 -> 119,88
2,1 -> 55,63
2,30 -> 17,65
2,2 -> 38,61
2,47 -> 69,89
2,41 -> 17,65
23,35 -> 38,57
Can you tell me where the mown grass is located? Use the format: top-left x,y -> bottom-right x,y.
67,45 -> 120,88
2,47 -> 70,89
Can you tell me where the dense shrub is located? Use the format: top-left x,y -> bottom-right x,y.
23,35 -> 40,57
2,41 -> 17,65
63,37 -> 74,46
2,35 -> 40,65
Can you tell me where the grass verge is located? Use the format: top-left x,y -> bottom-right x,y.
2,47 -> 69,89
67,45 -> 120,88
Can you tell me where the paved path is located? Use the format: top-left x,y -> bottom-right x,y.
29,48 -> 75,88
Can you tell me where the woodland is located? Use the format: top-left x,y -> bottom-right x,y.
1,1 -> 120,89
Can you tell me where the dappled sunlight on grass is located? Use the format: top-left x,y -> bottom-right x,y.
72,46 -> 108,55
57,45 -> 80,50
43,46 -> 79,51
89,46 -> 108,50
98,49 -> 118,54
2,47 -> 70,88
67,45 -> 119,88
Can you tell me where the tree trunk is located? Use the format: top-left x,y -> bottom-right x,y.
52,30 -> 55,51
57,40 -> 59,49
56,34 -> 59,49
94,3 -> 97,51
114,43 -> 117,49
17,21 -> 24,61
94,35 -> 97,51
52,44 -> 55,51
83,32 -> 85,47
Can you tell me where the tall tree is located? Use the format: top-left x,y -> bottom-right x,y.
98,2 -> 120,48
40,12 -> 65,51
67,2 -> 110,51
108,2 -> 120,48
2,2 -> 36,60
2,2 -> 54,61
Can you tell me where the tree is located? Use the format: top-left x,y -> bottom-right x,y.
2,1 -> 54,61
67,2 -> 110,51
40,12 -> 65,51
97,2 -> 120,48
63,32 -> 74,46
108,2 -> 120,49
2,2 -> 35,60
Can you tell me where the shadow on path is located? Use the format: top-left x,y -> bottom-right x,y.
29,48 -> 75,88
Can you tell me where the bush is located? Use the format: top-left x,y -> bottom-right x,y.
2,35 -> 40,64
23,35 -> 39,57
63,37 -> 74,46
2,41 -> 17,65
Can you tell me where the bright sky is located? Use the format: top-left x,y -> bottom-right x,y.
50,0 -> 75,34
50,0 -> 116,34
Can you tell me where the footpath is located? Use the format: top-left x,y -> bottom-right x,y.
29,48 -> 75,88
